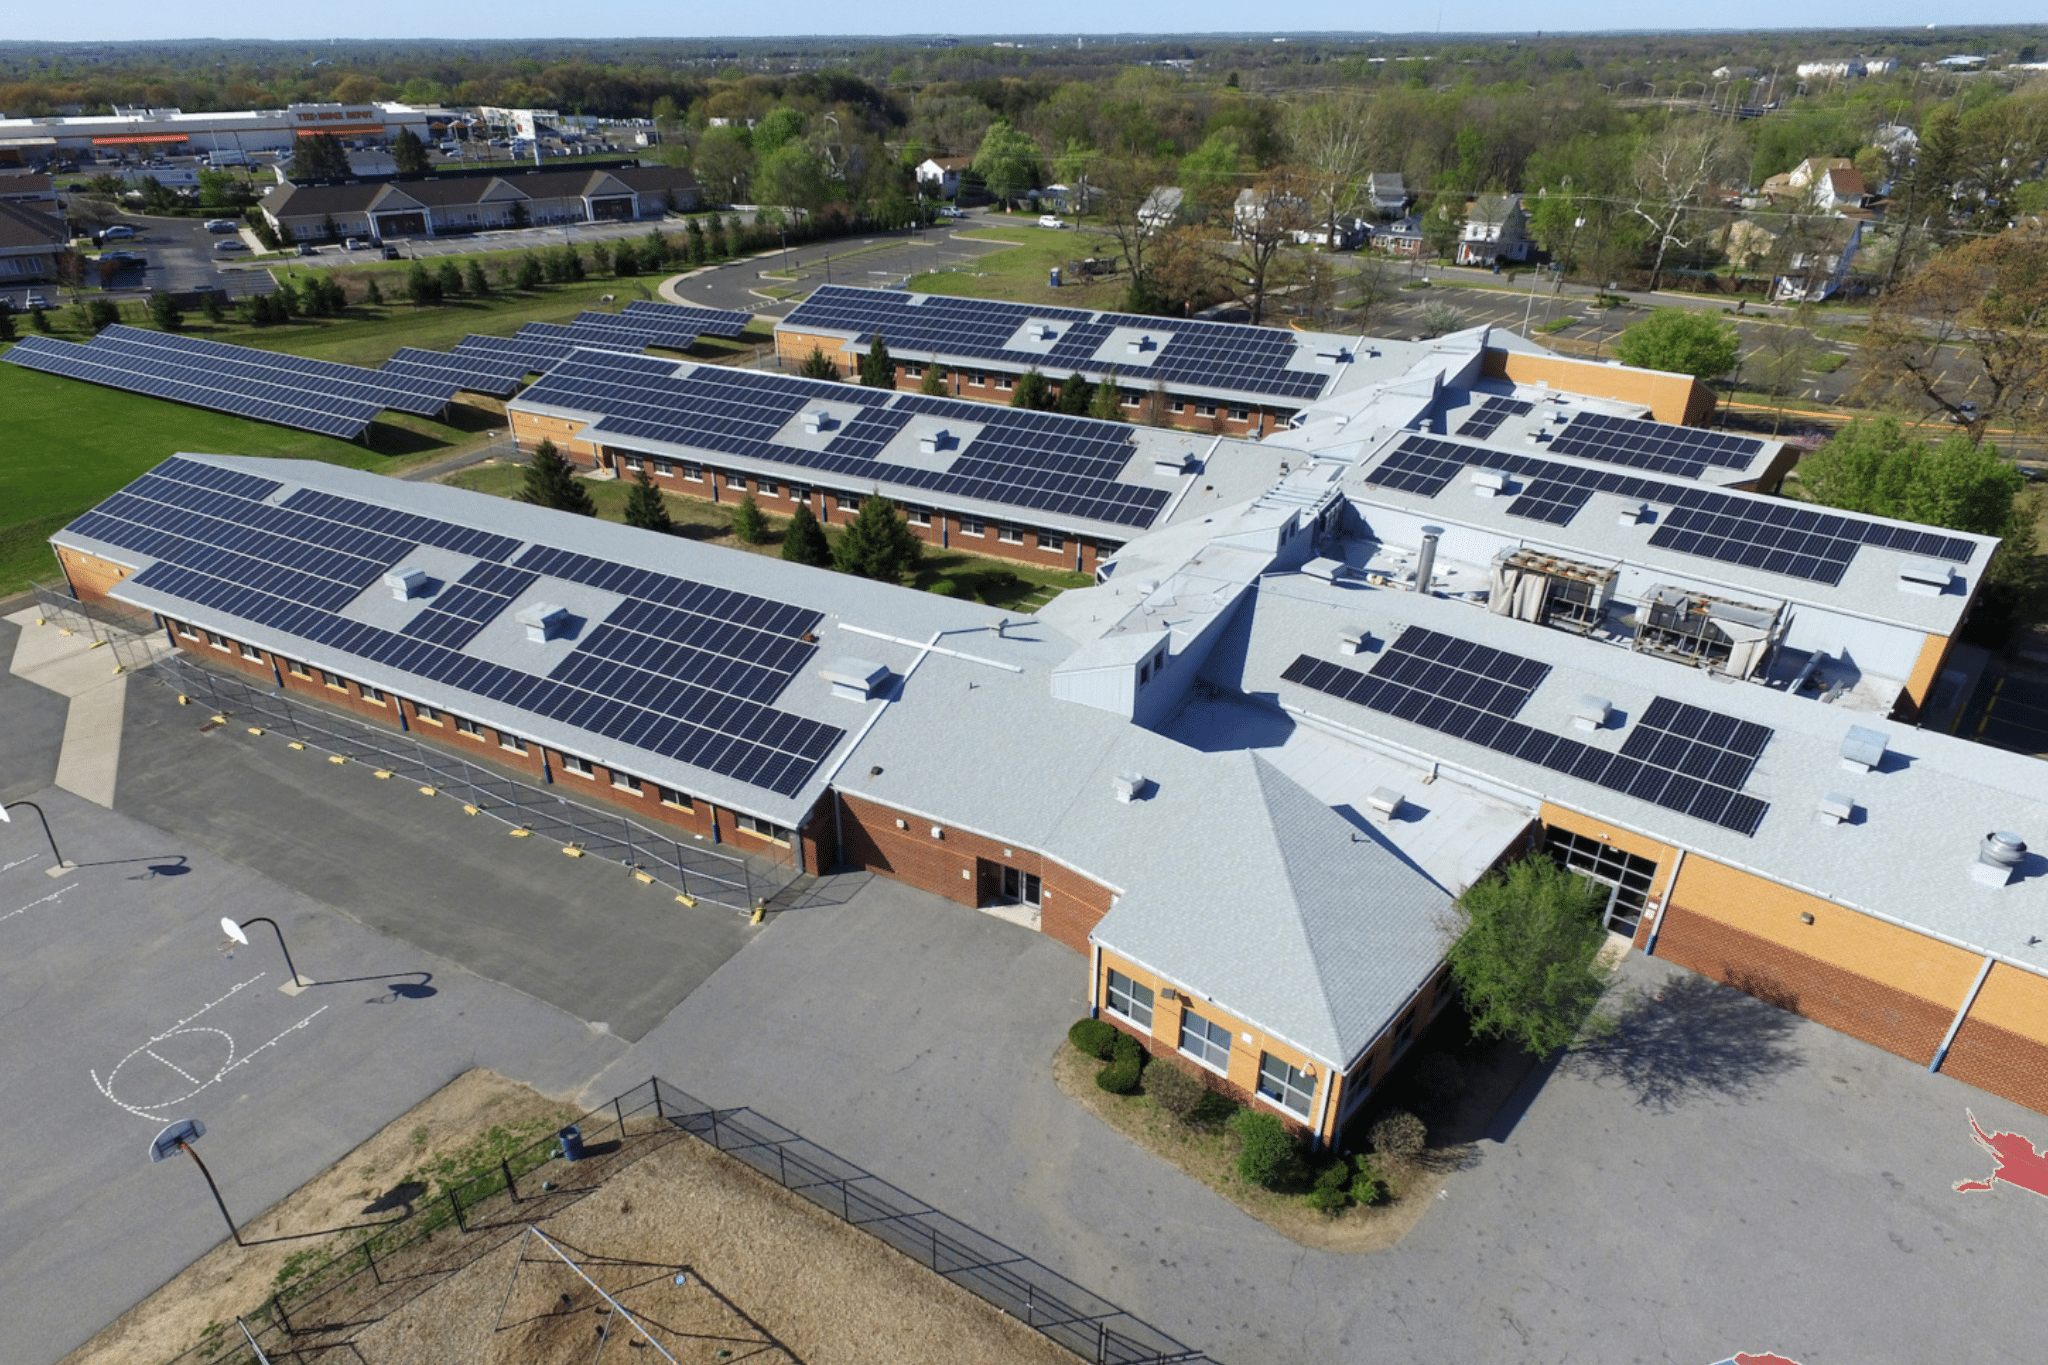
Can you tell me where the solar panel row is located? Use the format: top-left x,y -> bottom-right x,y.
1548,411 -> 1764,478
3,336 -> 375,439
1458,396 -> 1534,440
98,325 -> 456,416
378,347 -> 529,399
1365,434 -> 1975,584
1280,647 -> 1771,836
780,284 -> 1331,402
621,300 -> 754,338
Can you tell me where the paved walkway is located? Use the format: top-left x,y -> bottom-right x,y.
6,607 -> 176,809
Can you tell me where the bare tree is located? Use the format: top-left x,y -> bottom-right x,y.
1628,119 -> 1738,293
1286,92 -> 1385,257
1351,253 -> 1399,332
1094,157 -> 1172,309
1221,175 -> 1311,324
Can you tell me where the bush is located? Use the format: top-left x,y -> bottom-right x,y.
1229,1108 -> 1305,1189
1369,1110 -> 1428,1163
1350,1156 -> 1390,1206
1305,1156 -> 1355,1214
1095,1030 -> 1144,1094
1415,1053 -> 1466,1111
926,577 -> 959,597
1144,1059 -> 1210,1125
1068,1017 -> 1116,1059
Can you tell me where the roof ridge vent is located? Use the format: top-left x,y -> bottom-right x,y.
1972,831 -> 2028,887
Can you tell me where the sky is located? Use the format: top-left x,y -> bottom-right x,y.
1,8 -> 2044,44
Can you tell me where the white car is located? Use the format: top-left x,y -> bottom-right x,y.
204,218 -> 239,233
1037,214 -> 1066,229
936,205 -> 966,219
98,225 -> 136,242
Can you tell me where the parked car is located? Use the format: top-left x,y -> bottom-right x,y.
98,225 -> 135,242
1948,401 -> 1981,425
23,291 -> 50,308
213,239 -> 248,253
1037,214 -> 1067,229
381,245 -> 401,260
295,243 -> 318,256
344,237 -> 365,251
936,205 -> 967,219
204,218 -> 239,233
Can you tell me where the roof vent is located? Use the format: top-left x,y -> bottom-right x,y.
1126,334 -> 1155,355
1899,561 -> 1956,596
1035,323 -> 1058,341
1302,557 -> 1347,584
820,657 -> 890,702
385,567 -> 428,600
1112,771 -> 1149,803
1367,786 -> 1404,820
1153,454 -> 1190,478
1313,348 -> 1351,366
1840,725 -> 1888,772
919,428 -> 950,456
1973,831 -> 2028,887
802,408 -> 832,435
515,602 -> 568,642
1338,630 -> 1369,655
1617,503 -> 1651,526
1471,469 -> 1510,497
1818,791 -> 1855,824
1570,695 -> 1612,732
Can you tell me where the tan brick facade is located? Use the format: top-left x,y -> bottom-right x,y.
1482,349 -> 1715,426
56,546 -> 134,606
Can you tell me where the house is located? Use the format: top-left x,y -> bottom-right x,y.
1761,160 -> 1868,216
914,156 -> 972,200
260,166 -> 699,243
1456,193 -> 1531,265
1367,172 -> 1408,217
1233,187 -> 1310,240
1814,167 -> 1869,213
1797,59 -> 1866,80
1027,183 -> 1100,214
1761,156 -> 1853,199
1137,186 -> 1185,233
1712,65 -> 1760,79
1293,216 -> 1369,250
0,198 -> 67,284
1372,213 -> 1426,257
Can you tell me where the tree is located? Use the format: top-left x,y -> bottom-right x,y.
972,118 -> 1042,209
1088,376 -> 1125,422
464,259 -> 491,297
799,345 -> 839,381
695,124 -> 756,204
1628,119 -> 1738,293
391,127 -> 430,177
1612,308 -> 1740,380
515,253 -> 544,291
1056,373 -> 1094,415
1447,856 -> 1615,1057
435,259 -> 464,299
859,334 -> 894,388
514,440 -> 598,517
29,304 -> 51,334
405,261 -> 442,307
831,493 -> 923,583
147,291 -> 184,332
729,492 -> 768,544
1286,91 -> 1383,257
0,309 -> 13,343
200,290 -> 225,326
1798,417 -> 2027,544
1010,368 -> 1052,409
1421,195 -> 1464,263
919,363 -> 948,395
85,298 -> 120,334
622,465 -> 673,533
293,133 -> 350,181
1221,177 -> 1310,324
755,143 -> 831,215
780,499 -> 833,567
364,278 -> 385,307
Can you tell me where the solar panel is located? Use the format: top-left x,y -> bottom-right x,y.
1362,434 -> 1975,584
66,459 -> 843,797
621,300 -> 754,338
1548,412 -> 1765,478
780,284 -> 1332,403
93,326 -> 456,417
378,348 -> 529,398
1458,397 -> 1534,440
1280,650 -> 1771,836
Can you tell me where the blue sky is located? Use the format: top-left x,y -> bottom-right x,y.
2,8 -> 2042,44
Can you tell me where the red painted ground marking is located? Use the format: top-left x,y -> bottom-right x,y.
1731,1354 -> 1802,1365
1953,1109 -> 2048,1199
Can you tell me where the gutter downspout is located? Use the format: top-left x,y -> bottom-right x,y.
1643,848 -> 1685,957
1089,942 -> 1102,1018
1931,954 -> 1997,1074
1309,1055 -> 1335,1153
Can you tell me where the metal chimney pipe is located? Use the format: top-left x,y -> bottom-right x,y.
1413,526 -> 1442,596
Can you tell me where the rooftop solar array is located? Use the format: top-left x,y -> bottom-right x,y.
780,284 -> 1332,403
622,300 -> 754,338
1548,412 -> 1765,478
377,347 -> 530,399
522,354 -> 1173,530
1281,628 -> 1773,835
92,326 -> 456,417
1457,396 -> 1533,440
1365,434 -> 1975,584
67,457 -> 844,797
4,334 -> 380,439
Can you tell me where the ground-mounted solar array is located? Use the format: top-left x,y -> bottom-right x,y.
1547,412 -> 1765,478
1364,434 -> 1975,584
781,284 -> 1334,403
621,301 -> 754,338
376,305 -> 753,391
377,347 -> 532,398
1457,396 -> 1533,440
1,329 -> 458,438
1280,626 -> 1773,835
521,354 -> 1174,530
65,457 -> 844,796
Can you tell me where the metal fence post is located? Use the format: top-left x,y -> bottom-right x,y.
272,1295 -> 293,1336
651,1076 -> 663,1120
367,1236 -> 381,1285
447,1188 -> 466,1234
1096,1321 -> 1107,1365
614,1094 -> 627,1137
502,1157 -> 519,1204
777,1145 -> 787,1187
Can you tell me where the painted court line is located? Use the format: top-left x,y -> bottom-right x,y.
90,972 -> 329,1122
0,883 -> 78,924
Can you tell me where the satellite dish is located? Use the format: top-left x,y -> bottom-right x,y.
150,1118 -> 205,1162
221,918 -> 249,945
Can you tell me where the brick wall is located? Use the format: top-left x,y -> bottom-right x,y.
56,545 -> 134,606
509,408 -> 599,460
1483,349 -> 1713,426
1942,962 -> 2048,1115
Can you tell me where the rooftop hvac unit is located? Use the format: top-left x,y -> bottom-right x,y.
1632,585 -> 1779,678
1490,548 -> 1617,632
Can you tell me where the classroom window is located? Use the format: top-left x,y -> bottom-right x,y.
238,641 -> 262,661
206,632 -> 229,650
969,371 -> 988,387
324,672 -> 349,691
1122,389 -> 1140,407
998,524 -> 1024,544
735,813 -> 792,844
1196,403 -> 1217,418
1179,1007 -> 1233,1073
1039,531 -> 1064,553
658,786 -> 692,809
905,507 -> 931,527
653,458 -> 674,477
501,734 -> 527,754
360,685 -> 386,705
1105,969 -> 1154,1029
282,658 -> 309,677
560,754 -> 594,777
622,454 -> 644,472
903,363 -> 924,378
612,772 -> 643,794
959,514 -> 986,536
1230,407 -> 1249,422
761,482 -> 781,499
682,463 -> 703,481
723,471 -> 746,488
1257,1053 -> 1316,1117
788,486 -> 810,505
1392,1010 -> 1417,1057
454,716 -> 483,738
835,493 -> 861,511
414,703 -> 441,722
1170,401 -> 1186,414
995,375 -> 1014,391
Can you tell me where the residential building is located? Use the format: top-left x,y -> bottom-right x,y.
1371,213 -> 1426,257
0,171 -> 60,219
1367,172 -> 1409,218
914,156 -> 972,200
1137,186 -> 1186,233
1457,193 -> 1531,265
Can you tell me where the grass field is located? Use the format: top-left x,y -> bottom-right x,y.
908,221 -> 1128,310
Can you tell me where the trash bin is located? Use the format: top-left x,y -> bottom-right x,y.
1049,266 -> 1062,288
558,1124 -> 585,1162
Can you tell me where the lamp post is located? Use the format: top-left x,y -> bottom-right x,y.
222,916 -> 310,990
0,800 -> 72,876
150,1119 -> 242,1246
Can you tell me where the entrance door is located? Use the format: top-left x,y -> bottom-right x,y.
1000,866 -> 1042,907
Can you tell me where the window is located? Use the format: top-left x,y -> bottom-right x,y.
736,812 -> 791,843
1257,1053 -> 1316,1117
175,621 -> 200,640
1179,1007 -> 1232,1073
959,514 -> 986,536
360,685 -> 386,705
1545,828 -> 1658,935
622,454 -> 644,472
206,631 -> 229,651
969,371 -> 988,387
657,786 -> 692,809
1039,531 -> 1064,553
238,641 -> 262,661
682,462 -> 703,481
998,524 -> 1024,544
1105,969 -> 1154,1028
788,486 -> 811,505
1392,1010 -> 1417,1057
905,506 -> 931,527
653,458 -> 674,477
999,866 -> 1041,906
454,716 -> 483,738
995,375 -> 1014,391
1121,389 -> 1140,407
761,482 -> 781,499
835,493 -> 861,511
560,754 -> 594,777
1229,407 -> 1249,422
1196,403 -> 1217,419
612,772 -> 643,794
501,734 -> 527,754
1170,401 -> 1186,414
414,703 -> 441,723
1139,660 -> 1151,685
723,470 -> 746,488
283,658 -> 310,677
325,672 -> 349,692
903,363 -> 924,379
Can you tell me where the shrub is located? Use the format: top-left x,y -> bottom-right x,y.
1095,1031 -> 1144,1094
1229,1108 -> 1305,1189
927,577 -> 959,597
1350,1156 -> 1390,1206
1369,1110 -> 1428,1163
1068,1017 -> 1116,1059
1145,1059 -> 1210,1125
1305,1157 -> 1354,1215
1415,1053 -> 1466,1111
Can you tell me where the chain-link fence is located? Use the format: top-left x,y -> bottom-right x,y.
159,1078 -> 1211,1365
153,653 -> 783,914
31,580 -> 169,675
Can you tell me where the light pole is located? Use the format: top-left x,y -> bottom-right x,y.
221,915 -> 310,990
150,1119 -> 243,1246
0,800 -> 72,876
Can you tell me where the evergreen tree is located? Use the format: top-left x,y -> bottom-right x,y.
405,261 -> 441,306
364,278 -> 385,307
1011,368 -> 1051,409
29,303 -> 51,333
831,493 -> 924,583
1056,373 -> 1094,415
435,260 -> 464,299
729,492 -> 768,543
622,465 -> 674,533
799,345 -> 839,381
780,499 -> 832,567
515,253 -> 544,290
147,291 -> 183,332
464,259 -> 490,297
0,308 -> 14,342
85,298 -> 121,334
200,291 -> 225,325
391,127 -> 430,176
611,240 -> 639,277
514,440 -> 598,517
859,333 -> 894,387
1088,376 -> 1125,422
919,363 -> 948,395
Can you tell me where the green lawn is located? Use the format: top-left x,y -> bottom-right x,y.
908,221 -> 1126,309
443,464 -> 1090,610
